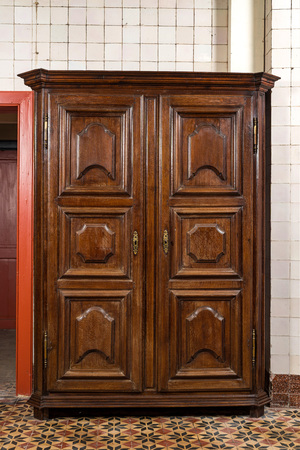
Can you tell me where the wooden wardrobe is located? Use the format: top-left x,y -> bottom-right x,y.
19,70 -> 278,418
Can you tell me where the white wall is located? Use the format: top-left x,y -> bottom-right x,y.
0,0 -> 228,91
266,0 -> 300,377
0,0 -> 298,377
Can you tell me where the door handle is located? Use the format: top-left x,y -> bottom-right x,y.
133,230 -> 139,255
163,229 -> 169,255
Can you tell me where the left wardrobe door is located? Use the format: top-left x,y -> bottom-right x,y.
42,93 -> 144,393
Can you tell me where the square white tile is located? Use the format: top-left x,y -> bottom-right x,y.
69,7 -> 86,25
141,26 -> 158,44
177,9 -> 194,27
123,8 -> 140,26
87,8 -> 104,25
87,43 -> 104,60
123,43 -> 140,61
51,7 -> 68,25
176,44 -> 193,62
159,8 -> 176,26
69,43 -> 86,60
105,8 -> 122,26
158,26 -> 176,44
141,8 -> 157,26
123,26 -> 140,43
141,43 -> 157,61
69,25 -> 86,43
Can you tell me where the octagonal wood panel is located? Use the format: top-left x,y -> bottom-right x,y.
59,207 -> 131,279
171,207 -> 242,278
76,224 -> 115,264
187,224 -> 226,263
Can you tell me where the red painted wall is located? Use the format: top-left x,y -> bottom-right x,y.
0,92 -> 34,396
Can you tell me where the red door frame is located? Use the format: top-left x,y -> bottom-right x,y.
0,92 -> 33,396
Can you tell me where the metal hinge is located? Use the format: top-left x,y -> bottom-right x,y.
253,118 -> 258,154
44,331 -> 48,369
44,114 -> 48,149
252,329 -> 256,367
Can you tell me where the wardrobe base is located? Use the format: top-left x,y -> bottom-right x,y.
29,391 -> 270,419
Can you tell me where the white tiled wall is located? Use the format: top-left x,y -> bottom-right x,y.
267,0 -> 300,376
0,0 -> 299,376
0,0 -> 228,90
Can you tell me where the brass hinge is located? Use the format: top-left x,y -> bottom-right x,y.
44,331 -> 48,369
44,114 -> 48,149
253,118 -> 258,154
252,329 -> 256,367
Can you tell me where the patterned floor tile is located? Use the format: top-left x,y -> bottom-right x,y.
0,380 -> 16,400
0,403 -> 300,449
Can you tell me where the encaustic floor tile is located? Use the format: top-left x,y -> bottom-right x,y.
0,401 -> 300,449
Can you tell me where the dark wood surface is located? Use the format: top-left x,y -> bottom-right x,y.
18,70 -> 278,418
0,150 -> 17,329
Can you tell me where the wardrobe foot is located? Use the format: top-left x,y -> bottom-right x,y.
34,407 -> 49,420
250,405 -> 264,418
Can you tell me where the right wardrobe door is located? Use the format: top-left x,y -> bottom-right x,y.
158,93 -> 254,393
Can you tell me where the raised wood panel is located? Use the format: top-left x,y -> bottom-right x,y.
187,224 -> 225,263
68,110 -> 128,195
51,94 -> 139,197
59,208 -> 131,278
76,224 -> 115,264
51,290 -> 139,391
75,306 -> 115,365
174,113 -> 235,193
165,290 -> 251,391
165,99 -> 245,196
171,207 -> 242,278
76,121 -> 116,181
186,306 -> 225,364
187,122 -> 227,181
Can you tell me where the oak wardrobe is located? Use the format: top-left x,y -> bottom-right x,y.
19,70 -> 278,418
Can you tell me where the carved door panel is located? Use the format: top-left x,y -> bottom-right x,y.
158,95 -> 254,391
46,93 -> 143,392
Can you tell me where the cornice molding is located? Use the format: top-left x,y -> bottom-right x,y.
18,69 -> 280,92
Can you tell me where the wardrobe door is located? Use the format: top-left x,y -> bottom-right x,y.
44,93 -> 144,393
158,94 -> 254,392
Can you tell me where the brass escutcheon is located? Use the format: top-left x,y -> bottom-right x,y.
163,229 -> 169,255
133,230 -> 138,255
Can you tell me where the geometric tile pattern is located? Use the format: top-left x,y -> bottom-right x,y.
0,400 -> 300,449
